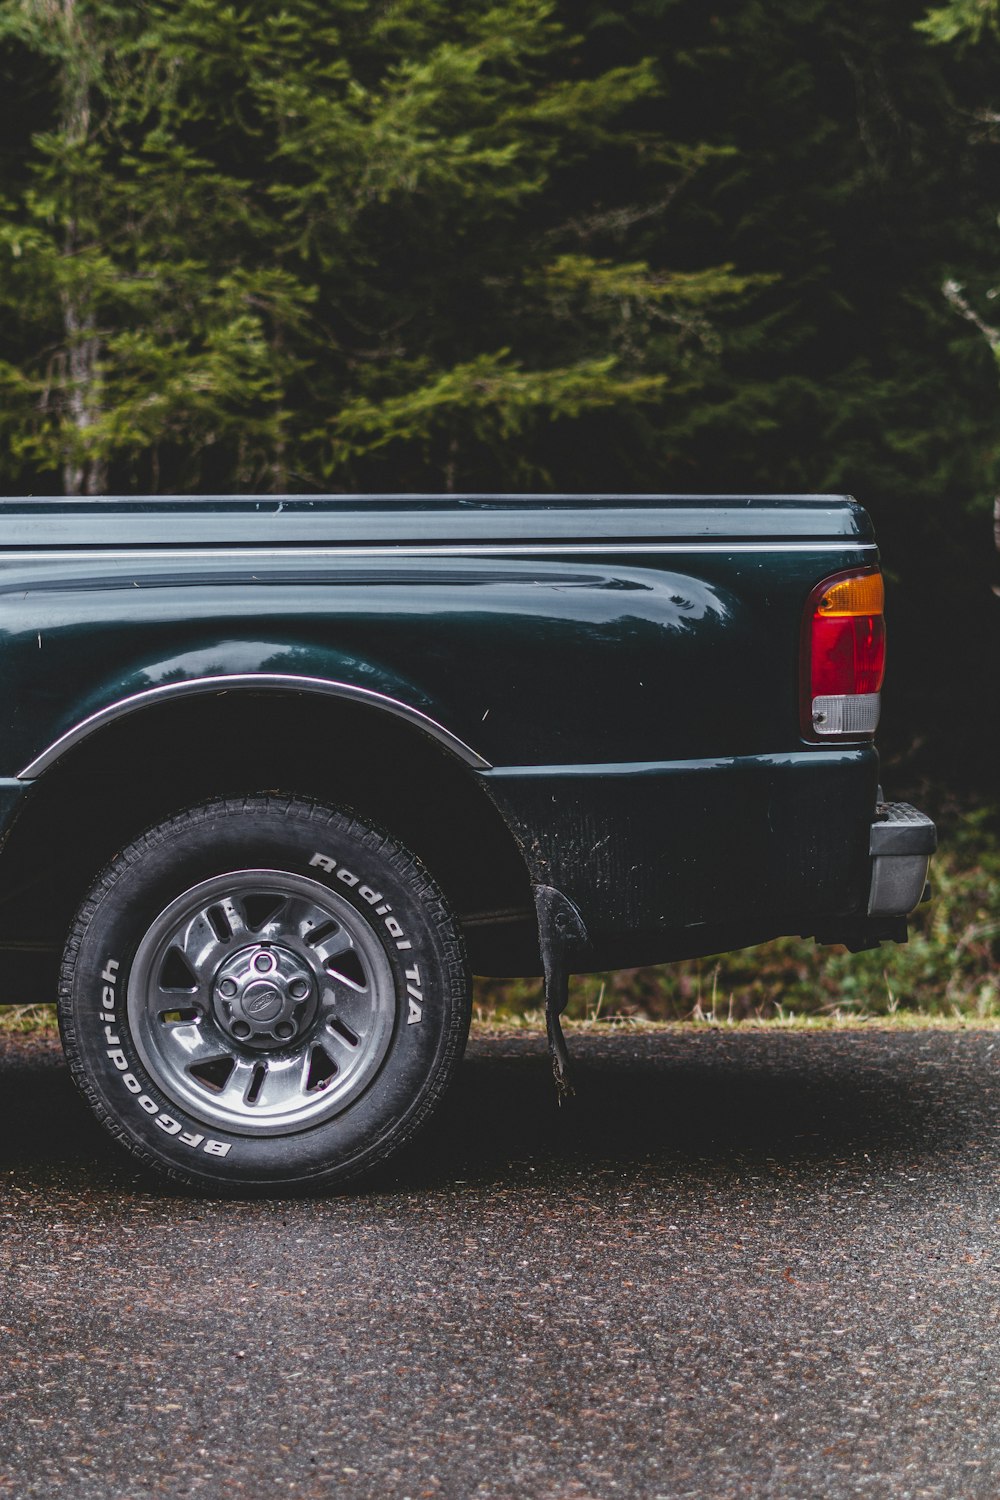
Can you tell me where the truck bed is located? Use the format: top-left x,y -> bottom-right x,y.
0,492 -> 912,984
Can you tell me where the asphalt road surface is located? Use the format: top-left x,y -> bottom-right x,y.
1,1025 -> 998,1499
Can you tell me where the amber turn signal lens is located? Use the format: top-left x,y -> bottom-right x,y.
815,571 -> 884,617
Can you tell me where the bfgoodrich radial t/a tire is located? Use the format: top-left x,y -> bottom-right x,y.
58,797 -> 471,1192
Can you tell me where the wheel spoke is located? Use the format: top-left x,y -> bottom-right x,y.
238,892 -> 289,936
168,909 -> 235,986
322,983 -> 375,1034
211,1056 -> 260,1111
324,1014 -> 362,1051
307,927 -> 355,966
159,1018 -> 225,1068
253,1053 -> 311,1111
279,896 -> 351,956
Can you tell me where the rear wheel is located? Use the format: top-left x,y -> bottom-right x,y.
58,796 -> 470,1191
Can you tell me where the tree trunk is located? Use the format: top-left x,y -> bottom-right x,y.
62,302 -> 105,495
59,0 -> 106,496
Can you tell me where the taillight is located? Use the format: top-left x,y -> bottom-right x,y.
802,569 -> 885,740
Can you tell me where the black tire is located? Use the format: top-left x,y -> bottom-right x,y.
58,796 -> 471,1192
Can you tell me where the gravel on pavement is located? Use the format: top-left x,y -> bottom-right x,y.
0,1026 -> 998,1499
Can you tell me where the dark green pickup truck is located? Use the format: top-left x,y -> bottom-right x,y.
0,494 -> 935,1190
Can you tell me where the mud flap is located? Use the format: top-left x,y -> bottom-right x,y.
532,884 -> 589,1104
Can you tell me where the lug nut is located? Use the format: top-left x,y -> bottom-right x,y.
253,952 -> 274,973
232,1020 -> 252,1039
219,978 -> 238,998
274,1021 -> 295,1040
289,979 -> 310,1000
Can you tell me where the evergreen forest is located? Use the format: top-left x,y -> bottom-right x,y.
1,0 -> 999,1018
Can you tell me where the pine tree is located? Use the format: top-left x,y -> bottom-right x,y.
0,0 -> 757,494
917,0 -> 1000,380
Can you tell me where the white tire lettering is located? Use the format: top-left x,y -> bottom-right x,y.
405,965 -> 423,1025
309,850 -> 414,950
96,978 -> 238,1152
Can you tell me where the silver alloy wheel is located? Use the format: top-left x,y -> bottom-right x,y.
127,870 -> 396,1135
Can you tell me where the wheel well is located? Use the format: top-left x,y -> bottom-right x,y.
0,691 -> 538,983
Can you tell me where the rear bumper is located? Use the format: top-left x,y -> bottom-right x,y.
811,800 -> 936,953
479,752 -> 937,970
481,748 -> 880,963
868,802 -> 936,917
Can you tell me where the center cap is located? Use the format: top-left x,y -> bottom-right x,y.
242,983 -> 283,1023
212,943 -> 316,1047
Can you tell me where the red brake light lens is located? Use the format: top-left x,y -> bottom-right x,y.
810,613 -> 886,696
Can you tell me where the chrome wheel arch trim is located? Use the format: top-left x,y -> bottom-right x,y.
17,672 -> 492,779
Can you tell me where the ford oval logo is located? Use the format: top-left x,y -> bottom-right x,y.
244,987 -> 282,1020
